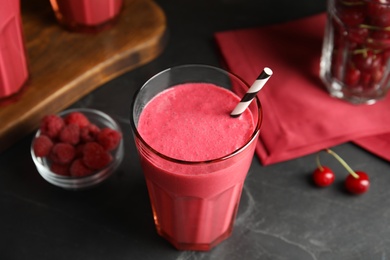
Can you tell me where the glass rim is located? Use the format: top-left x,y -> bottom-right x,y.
130,64 -> 263,165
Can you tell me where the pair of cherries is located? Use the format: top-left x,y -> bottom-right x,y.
312,149 -> 370,194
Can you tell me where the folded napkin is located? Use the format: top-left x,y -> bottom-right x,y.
215,13 -> 390,165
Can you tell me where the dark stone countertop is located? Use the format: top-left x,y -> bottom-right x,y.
2,0 -> 390,259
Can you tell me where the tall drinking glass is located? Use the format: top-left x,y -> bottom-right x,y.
130,65 -> 262,251
0,0 -> 29,105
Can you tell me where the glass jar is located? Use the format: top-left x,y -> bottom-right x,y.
320,0 -> 390,104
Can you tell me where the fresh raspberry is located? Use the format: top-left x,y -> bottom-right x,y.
64,112 -> 90,128
59,123 -> 80,145
97,128 -> 122,151
33,135 -> 53,157
75,143 -> 85,158
82,142 -> 112,170
70,159 -> 94,177
50,162 -> 70,176
80,124 -> 100,142
40,115 -> 65,139
50,143 -> 76,164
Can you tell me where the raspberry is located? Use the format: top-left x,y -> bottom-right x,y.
80,124 -> 100,142
59,123 -> 80,145
50,162 -> 70,176
40,115 -> 65,139
75,143 -> 85,158
64,112 -> 90,128
97,128 -> 122,151
50,143 -> 76,164
33,135 -> 53,157
70,159 -> 94,177
36,111 -> 120,179
83,142 -> 112,170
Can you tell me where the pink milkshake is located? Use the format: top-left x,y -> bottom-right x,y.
0,0 -> 29,105
131,65 -> 262,251
50,0 -> 123,33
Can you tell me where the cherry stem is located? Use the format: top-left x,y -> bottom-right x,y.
359,24 -> 390,32
315,153 -> 324,171
325,149 -> 359,179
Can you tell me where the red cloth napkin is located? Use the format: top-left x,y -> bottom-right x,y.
215,13 -> 390,165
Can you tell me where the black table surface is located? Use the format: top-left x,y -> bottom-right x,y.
2,0 -> 390,259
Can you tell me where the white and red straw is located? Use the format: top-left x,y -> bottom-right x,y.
230,67 -> 273,118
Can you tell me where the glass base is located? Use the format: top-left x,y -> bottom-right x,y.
320,71 -> 385,105
0,80 -> 29,107
157,226 -> 233,251
146,177 -> 243,251
57,16 -> 121,33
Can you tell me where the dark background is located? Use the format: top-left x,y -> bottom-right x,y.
3,0 -> 390,259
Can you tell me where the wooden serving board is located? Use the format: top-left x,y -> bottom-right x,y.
0,0 -> 167,153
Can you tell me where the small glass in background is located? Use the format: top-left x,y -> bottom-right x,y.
49,0 -> 124,33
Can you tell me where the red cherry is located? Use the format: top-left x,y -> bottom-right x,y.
372,65 -> 385,84
313,166 -> 335,187
344,63 -> 361,86
367,0 -> 390,27
337,4 -> 366,27
383,49 -> 390,64
348,27 -> 369,44
345,171 -> 370,194
352,50 -> 382,72
360,71 -> 373,89
368,30 -> 390,49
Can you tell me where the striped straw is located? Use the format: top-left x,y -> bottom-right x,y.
230,67 -> 273,118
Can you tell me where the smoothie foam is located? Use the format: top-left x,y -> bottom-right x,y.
138,82 -> 255,163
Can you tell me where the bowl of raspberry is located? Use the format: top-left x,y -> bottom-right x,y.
31,108 -> 124,190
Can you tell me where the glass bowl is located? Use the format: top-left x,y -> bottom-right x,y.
31,108 -> 124,190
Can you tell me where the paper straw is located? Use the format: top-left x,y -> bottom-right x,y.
230,67 -> 273,118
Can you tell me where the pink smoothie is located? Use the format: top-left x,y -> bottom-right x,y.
136,82 -> 259,250
138,83 -> 254,162
0,0 -> 29,102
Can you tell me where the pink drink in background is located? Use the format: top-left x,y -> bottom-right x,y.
50,0 -> 123,33
0,0 -> 29,105
135,81 -> 260,251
